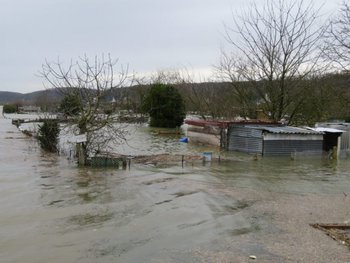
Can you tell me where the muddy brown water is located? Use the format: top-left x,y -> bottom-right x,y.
1,113 -> 350,262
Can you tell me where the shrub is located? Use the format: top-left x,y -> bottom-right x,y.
3,104 -> 17,113
37,120 -> 60,152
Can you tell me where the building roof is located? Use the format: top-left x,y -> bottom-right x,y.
247,126 -> 323,135
185,119 -> 280,129
316,122 -> 350,131
309,127 -> 345,133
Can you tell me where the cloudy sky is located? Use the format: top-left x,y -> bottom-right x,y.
0,0 -> 342,93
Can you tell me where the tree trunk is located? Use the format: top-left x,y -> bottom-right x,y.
77,143 -> 86,166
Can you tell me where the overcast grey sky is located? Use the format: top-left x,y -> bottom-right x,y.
0,0 -> 342,93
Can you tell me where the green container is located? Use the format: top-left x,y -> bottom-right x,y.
90,157 -> 120,168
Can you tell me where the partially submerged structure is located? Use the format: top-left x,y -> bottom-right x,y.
184,119 -> 344,157
18,105 -> 41,113
184,119 -> 231,147
315,122 -> 350,157
227,125 -> 323,156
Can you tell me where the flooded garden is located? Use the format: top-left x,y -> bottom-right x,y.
1,113 -> 350,263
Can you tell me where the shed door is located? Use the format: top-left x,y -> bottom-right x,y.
323,133 -> 342,152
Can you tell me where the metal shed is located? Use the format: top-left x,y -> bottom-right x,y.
316,122 -> 350,157
227,125 -> 324,156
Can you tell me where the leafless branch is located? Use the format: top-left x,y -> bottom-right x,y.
218,0 -> 324,123
39,54 -> 133,163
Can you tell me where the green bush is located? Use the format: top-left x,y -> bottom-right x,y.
3,104 -> 17,113
58,93 -> 82,116
37,120 -> 60,152
142,83 -> 185,128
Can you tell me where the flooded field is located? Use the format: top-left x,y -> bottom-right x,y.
1,113 -> 350,262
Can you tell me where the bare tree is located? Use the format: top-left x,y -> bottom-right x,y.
214,50 -> 258,118
321,1 -> 350,120
40,54 -> 130,165
150,69 -> 185,85
218,0 -> 324,123
323,1 -> 350,70
181,81 -> 241,120
34,90 -> 59,112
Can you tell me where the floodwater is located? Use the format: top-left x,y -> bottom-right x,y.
1,110 -> 350,262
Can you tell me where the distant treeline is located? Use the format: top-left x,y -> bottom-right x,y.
1,72 -> 350,125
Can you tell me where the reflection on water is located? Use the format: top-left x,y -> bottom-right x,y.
104,124 -> 221,156
1,117 -> 350,262
58,123 -> 217,160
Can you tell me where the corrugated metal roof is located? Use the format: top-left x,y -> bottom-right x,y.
247,126 -> 323,135
316,122 -> 350,129
310,127 -> 345,133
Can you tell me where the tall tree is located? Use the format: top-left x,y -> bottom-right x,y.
40,55 -> 130,165
324,1 -> 350,70
217,0 -> 324,123
181,81 -> 242,120
142,83 -> 185,128
322,1 -> 350,120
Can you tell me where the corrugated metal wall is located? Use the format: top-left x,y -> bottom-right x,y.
227,126 -> 263,154
228,125 -> 323,156
316,123 -> 350,151
340,131 -> 350,150
263,140 -> 323,156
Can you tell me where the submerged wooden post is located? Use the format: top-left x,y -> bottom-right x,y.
122,158 -> 127,170
332,146 -> 338,160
